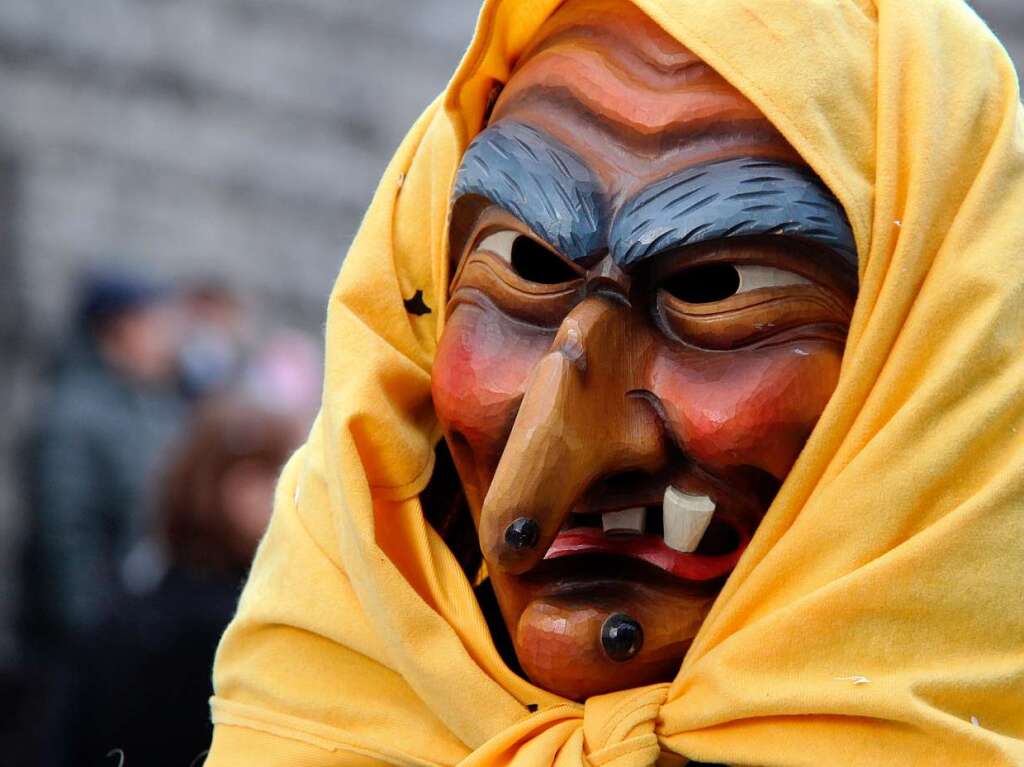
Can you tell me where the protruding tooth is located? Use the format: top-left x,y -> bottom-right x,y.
662,486 -> 715,553
602,507 -> 646,535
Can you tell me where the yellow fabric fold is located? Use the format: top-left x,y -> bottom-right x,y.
207,1 -> 1024,764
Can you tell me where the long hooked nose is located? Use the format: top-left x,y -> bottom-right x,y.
479,295 -> 666,574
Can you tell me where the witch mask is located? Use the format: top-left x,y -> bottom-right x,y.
432,0 -> 857,701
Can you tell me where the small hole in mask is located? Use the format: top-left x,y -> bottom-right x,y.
511,236 -> 579,285
663,263 -> 740,303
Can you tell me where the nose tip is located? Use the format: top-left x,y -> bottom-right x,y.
477,350 -> 578,572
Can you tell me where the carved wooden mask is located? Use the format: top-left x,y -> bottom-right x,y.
432,0 -> 857,701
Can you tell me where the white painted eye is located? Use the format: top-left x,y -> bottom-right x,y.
663,263 -> 811,304
735,264 -> 811,292
475,229 -> 580,285
476,229 -> 519,262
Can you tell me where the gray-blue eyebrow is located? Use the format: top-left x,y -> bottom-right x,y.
609,157 -> 858,269
452,122 -> 605,261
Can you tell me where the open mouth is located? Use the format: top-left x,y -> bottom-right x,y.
543,487 -> 752,582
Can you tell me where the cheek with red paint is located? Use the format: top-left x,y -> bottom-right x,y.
649,340 -> 845,479
433,303 -> 552,494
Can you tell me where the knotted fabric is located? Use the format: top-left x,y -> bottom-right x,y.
454,684 -> 670,767
207,1 -> 1024,765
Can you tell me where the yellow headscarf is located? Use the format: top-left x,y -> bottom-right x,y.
206,1 -> 1024,764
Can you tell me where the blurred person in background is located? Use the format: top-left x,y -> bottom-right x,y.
21,270 -> 184,643
177,280 -> 252,401
241,328 -> 322,421
66,399 -> 300,767
18,269 -> 185,765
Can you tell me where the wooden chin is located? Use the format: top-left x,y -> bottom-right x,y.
513,583 -> 709,701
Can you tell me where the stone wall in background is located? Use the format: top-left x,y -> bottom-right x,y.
0,0 -> 485,336
0,0 -> 1021,662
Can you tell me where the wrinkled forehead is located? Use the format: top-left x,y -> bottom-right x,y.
491,1 -> 786,168
450,0 -> 856,272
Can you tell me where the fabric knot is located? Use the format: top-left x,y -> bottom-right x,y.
581,684 -> 670,767
457,684 -> 681,767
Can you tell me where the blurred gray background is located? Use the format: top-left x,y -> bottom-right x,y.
0,0 -> 485,666
0,0 -> 1022,664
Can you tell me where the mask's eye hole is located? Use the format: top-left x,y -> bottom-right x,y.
663,263 -> 811,304
663,263 -> 740,303
477,229 -> 579,285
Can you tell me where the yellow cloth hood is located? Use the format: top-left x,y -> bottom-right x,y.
207,1 -> 1024,764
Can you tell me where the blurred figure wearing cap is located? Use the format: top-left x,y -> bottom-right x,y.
19,269 -> 185,765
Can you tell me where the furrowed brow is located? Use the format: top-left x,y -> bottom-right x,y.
609,157 -> 857,270
452,122 -> 606,262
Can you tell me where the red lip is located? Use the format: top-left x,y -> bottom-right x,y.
544,521 -> 749,582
